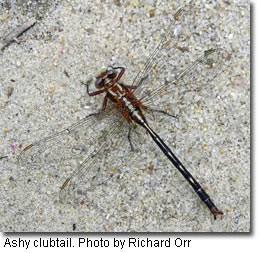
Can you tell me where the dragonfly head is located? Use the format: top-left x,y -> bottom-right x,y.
95,66 -> 121,89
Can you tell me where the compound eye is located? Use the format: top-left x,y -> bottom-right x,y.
107,69 -> 117,79
95,77 -> 104,88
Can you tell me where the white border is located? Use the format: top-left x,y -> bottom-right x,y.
1,0 -> 257,252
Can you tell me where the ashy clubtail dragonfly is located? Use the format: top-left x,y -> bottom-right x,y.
18,2 -> 224,219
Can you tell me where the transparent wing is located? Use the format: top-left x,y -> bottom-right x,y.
59,118 -> 126,205
18,106 -> 118,172
18,103 -> 132,203
131,1 -> 194,98
141,48 -> 226,107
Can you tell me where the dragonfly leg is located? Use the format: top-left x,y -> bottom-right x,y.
115,67 -> 125,82
102,95 -> 109,111
145,106 -> 178,119
123,84 -> 138,90
87,84 -> 105,96
137,74 -> 148,88
127,126 -> 135,152
108,66 -> 125,83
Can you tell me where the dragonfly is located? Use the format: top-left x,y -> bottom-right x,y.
18,2 -> 224,219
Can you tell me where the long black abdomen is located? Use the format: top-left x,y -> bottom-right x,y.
143,122 -> 223,219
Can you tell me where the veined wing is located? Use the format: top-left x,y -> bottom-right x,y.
131,1 -> 194,98
59,117 -> 126,204
18,106 -> 118,171
141,48 -> 226,107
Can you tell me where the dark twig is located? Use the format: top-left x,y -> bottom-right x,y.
0,17 -> 36,52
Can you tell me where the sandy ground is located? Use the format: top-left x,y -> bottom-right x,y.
0,0 -> 249,232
